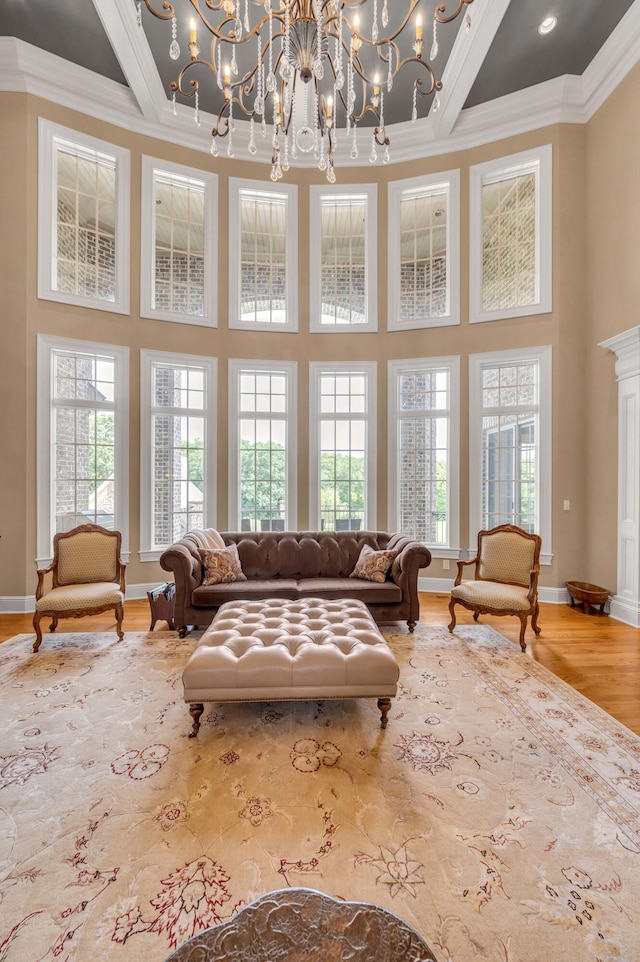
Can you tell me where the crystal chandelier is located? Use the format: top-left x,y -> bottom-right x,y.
138,0 -> 475,182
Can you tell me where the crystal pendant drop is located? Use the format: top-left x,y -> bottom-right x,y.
430,20 -> 438,61
313,59 -> 324,80
227,143 -> 234,158
170,38 -> 180,60
210,136 -> 218,156
383,145 -> 390,164
270,164 -> 278,182
172,91 -> 177,116
244,0 -> 250,33
272,131 -> 279,149
231,48 -> 238,75
350,127 -> 358,159
412,105 -> 417,123
136,1 -> 142,28
433,92 -> 441,112
387,46 -> 393,91
369,144 -> 377,164
372,20 -> 378,43
335,68 -> 345,90
382,0 -> 388,28
235,18 -> 242,40
248,118 -> 257,154
327,165 -> 336,183
275,163 -> 283,179
255,94 -> 264,114
266,71 -> 277,92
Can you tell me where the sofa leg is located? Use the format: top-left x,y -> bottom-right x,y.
188,703 -> 204,738
407,620 -> 416,633
377,697 -> 391,729
178,626 -> 188,639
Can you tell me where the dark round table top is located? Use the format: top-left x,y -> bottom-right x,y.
164,887 -> 437,961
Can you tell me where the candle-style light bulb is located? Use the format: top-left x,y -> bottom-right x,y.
189,17 -> 197,43
416,14 -> 423,41
373,73 -> 380,95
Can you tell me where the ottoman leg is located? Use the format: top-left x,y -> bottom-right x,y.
377,698 -> 392,729
188,702 -> 204,738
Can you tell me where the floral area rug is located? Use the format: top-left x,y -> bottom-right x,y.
1,624 -> 639,962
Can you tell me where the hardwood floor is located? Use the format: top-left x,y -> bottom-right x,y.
2,593 -> 639,735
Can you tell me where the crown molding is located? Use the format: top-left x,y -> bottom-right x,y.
2,0 -> 640,171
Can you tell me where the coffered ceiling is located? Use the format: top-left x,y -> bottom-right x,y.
1,0 -> 639,166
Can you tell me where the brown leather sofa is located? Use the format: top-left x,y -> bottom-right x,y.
160,530 -> 431,637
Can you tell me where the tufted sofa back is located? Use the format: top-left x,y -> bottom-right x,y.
182,530 -> 396,581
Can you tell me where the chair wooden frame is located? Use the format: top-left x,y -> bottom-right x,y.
33,523 -> 126,653
447,524 -> 541,651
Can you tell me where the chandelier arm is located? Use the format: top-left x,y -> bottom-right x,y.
435,0 -> 474,25
373,126 -> 389,147
141,0 -> 175,21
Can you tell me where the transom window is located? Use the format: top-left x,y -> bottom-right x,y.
310,185 -> 377,332
139,351 -> 217,561
310,363 -> 376,531
388,171 -> 460,331
388,357 -> 460,550
229,179 -> 298,332
36,335 -> 129,565
229,360 -> 297,531
469,145 -> 552,324
38,119 -> 130,314
140,158 -> 218,327
469,346 -> 552,563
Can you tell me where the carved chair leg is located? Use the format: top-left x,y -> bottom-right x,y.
377,698 -> 391,729
532,602 -> 541,636
407,620 -> 416,633
49,617 -> 58,632
115,603 -> 124,641
518,616 -> 527,652
189,703 -> 204,738
447,598 -> 457,634
33,612 -> 43,653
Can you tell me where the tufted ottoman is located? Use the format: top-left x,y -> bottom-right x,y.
182,597 -> 400,736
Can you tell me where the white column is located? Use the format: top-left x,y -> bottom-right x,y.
600,326 -> 640,626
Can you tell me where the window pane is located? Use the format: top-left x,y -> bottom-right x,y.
399,189 -> 448,324
482,171 -> 536,312
236,367 -> 291,530
153,173 -> 206,317
319,195 -> 367,326
240,191 -> 288,325
481,360 -> 539,532
397,367 -> 450,545
317,369 -> 369,531
56,148 -> 117,302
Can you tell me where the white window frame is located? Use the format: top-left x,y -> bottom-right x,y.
36,334 -> 130,567
309,361 -> 377,530
228,177 -> 298,332
140,156 -> 218,327
37,118 -> 130,315
309,183 -> 378,333
469,144 -> 552,324
388,356 -> 460,556
139,349 -> 217,562
469,345 -> 552,564
388,171 -> 460,331
228,359 -> 298,531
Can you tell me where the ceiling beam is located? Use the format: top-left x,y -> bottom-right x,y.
430,0 -> 511,141
91,0 -> 167,124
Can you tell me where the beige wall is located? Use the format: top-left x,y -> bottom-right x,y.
0,82 -> 623,602
586,63 -> 640,588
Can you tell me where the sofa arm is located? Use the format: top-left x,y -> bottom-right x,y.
160,542 -> 201,627
387,536 -> 432,624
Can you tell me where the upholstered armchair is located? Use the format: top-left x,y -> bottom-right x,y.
33,523 -> 126,653
448,524 -> 542,651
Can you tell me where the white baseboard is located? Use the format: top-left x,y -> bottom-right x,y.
0,582 -> 169,614
609,595 -> 640,627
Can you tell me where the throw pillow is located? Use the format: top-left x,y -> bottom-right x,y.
349,544 -> 398,584
201,544 -> 247,585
